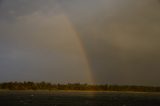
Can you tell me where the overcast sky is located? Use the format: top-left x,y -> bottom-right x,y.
0,0 -> 160,86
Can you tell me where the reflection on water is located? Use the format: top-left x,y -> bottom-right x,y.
0,91 -> 160,106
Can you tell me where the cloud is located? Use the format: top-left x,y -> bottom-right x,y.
0,1 -> 93,83
0,0 -> 160,85
60,0 -> 160,85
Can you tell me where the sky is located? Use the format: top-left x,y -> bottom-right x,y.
0,0 -> 160,86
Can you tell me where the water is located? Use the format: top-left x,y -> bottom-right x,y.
0,91 -> 160,106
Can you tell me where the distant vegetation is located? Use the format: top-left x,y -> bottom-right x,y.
0,81 -> 160,92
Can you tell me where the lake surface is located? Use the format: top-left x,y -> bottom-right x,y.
0,91 -> 160,106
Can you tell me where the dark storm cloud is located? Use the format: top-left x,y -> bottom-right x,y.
60,0 -> 160,85
0,0 -> 160,85
0,0 -> 93,83
0,0 -> 61,22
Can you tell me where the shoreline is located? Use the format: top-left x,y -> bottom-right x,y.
0,89 -> 160,94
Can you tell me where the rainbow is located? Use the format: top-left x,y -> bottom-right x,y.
56,13 -> 95,84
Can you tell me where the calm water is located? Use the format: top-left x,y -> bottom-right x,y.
0,91 -> 160,106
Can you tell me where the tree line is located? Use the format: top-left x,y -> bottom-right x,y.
0,81 -> 160,92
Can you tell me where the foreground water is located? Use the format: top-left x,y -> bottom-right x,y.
0,91 -> 160,106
